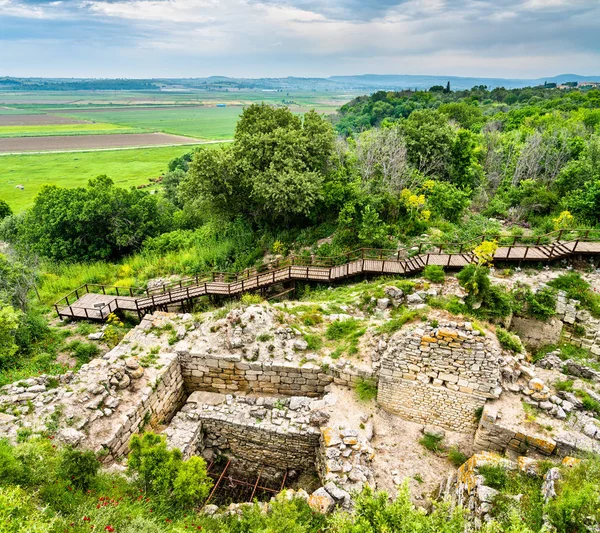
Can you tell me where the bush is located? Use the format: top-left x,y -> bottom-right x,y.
355,378 -> 378,401
496,327 -> 523,353
548,272 -> 600,317
376,308 -> 420,334
419,434 -> 444,453
478,464 -> 508,490
128,432 -> 213,510
423,265 -> 445,283
448,447 -> 469,467
457,264 -> 513,319
58,447 -> 99,490
0,199 -> 11,221
326,319 -> 360,340
64,340 -> 100,364
241,293 -> 263,306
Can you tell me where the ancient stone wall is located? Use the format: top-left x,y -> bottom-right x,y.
166,394 -> 321,471
104,353 -> 185,459
377,322 -> 501,431
178,350 -> 373,397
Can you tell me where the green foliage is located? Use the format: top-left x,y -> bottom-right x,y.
548,272 -> 600,317
64,340 -> 100,364
58,447 -> 99,490
355,378 -> 378,401
478,465 -> 508,490
326,319 -> 361,340
128,432 -> 213,510
376,308 -> 420,334
512,283 -> 557,321
425,180 -> 472,222
16,175 -> 173,262
241,293 -> 263,305
456,264 -> 513,319
447,447 -> 469,467
181,105 -> 334,227
496,327 -> 523,353
0,305 -> 21,368
423,265 -> 445,283
0,199 -> 12,220
419,434 -> 444,453
303,333 -> 323,351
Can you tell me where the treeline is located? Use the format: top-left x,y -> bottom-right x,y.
0,78 -> 160,91
335,86 -> 600,133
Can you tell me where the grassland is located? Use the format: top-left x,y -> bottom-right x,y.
0,144 -> 219,212
0,122 -> 138,137
55,106 -> 241,140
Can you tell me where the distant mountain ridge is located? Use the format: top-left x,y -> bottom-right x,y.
1,74 -> 599,92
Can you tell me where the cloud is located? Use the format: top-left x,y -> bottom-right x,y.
0,0 -> 598,77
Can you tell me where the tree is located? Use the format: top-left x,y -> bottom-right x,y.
401,110 -> 455,178
0,305 -> 21,368
449,129 -> 482,189
0,199 -> 11,221
0,253 -> 39,312
20,176 -> 172,261
181,104 -> 334,226
162,169 -> 186,208
358,205 -> 388,246
424,180 -> 471,222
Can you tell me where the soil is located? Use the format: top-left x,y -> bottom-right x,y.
0,132 -> 202,153
321,385 -> 474,503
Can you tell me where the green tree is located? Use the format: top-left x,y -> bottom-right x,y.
358,205 -> 388,246
181,104 -> 334,226
19,176 -> 172,261
449,129 -> 482,189
0,199 -> 11,221
401,109 -> 455,178
58,448 -> 99,490
0,305 -> 22,368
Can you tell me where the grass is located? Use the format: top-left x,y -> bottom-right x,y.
355,378 -> 378,401
55,106 -> 242,140
0,123 -> 137,137
376,307 -> 421,335
0,144 -> 211,212
419,434 -> 444,453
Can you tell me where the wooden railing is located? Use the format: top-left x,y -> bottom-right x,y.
54,229 -> 600,320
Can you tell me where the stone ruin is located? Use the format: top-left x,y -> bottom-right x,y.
2,275 -> 600,515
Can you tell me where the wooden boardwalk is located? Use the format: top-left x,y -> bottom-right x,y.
54,235 -> 600,321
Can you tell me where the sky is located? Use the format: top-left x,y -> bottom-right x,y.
1,0 -> 600,78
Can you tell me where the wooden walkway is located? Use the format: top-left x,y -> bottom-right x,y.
54,235 -> 600,321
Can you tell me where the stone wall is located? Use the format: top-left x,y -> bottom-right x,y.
166,394 -> 321,471
103,353 -> 186,460
179,350 -> 373,398
377,322 -> 501,431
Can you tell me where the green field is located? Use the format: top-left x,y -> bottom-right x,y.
0,144 -> 224,212
0,122 -> 138,137
55,106 -> 242,140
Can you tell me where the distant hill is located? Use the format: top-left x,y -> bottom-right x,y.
1,74 -> 599,92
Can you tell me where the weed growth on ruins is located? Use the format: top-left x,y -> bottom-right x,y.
355,378 -> 378,401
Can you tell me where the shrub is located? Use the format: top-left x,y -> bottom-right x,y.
376,308 -> 420,335
303,333 -> 323,351
64,340 -> 100,364
423,265 -> 445,283
171,456 -> 212,508
326,319 -> 360,340
457,264 -> 512,319
420,433 -> 444,453
496,327 -> 523,353
58,447 -> 99,490
548,272 -> 600,317
478,464 -> 508,490
448,447 -> 469,467
355,378 -> 378,401
241,293 -> 263,306
128,432 -> 213,510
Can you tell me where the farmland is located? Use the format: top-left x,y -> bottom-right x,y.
0,144 -> 212,212
0,88 -> 357,211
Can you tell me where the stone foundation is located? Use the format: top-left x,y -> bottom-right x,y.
377,322 -> 501,431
